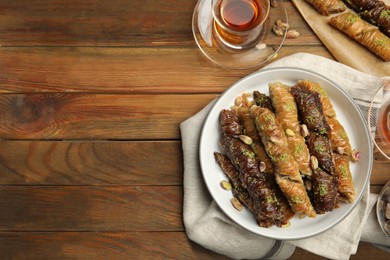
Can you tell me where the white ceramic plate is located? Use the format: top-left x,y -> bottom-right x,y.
199,67 -> 373,240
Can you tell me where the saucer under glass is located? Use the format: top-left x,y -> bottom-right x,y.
192,0 -> 288,69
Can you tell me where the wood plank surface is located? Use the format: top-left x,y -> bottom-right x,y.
0,46 -> 332,94
0,0 -> 320,47
0,140 -> 387,186
0,141 -> 182,185
0,232 -> 227,259
0,232 -> 387,259
0,0 -> 195,47
0,94 -> 216,139
0,186 -> 182,231
0,184 -> 386,232
0,0 -> 388,258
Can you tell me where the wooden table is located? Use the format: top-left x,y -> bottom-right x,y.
0,0 -> 388,259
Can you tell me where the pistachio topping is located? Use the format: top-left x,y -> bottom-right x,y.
231,197 -> 243,211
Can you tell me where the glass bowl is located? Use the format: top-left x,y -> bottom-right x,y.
377,180 -> 390,238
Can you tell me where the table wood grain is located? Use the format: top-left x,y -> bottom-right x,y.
0,0 -> 388,259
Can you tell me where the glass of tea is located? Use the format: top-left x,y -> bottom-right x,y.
368,81 -> 390,160
192,0 -> 288,69
212,0 -> 270,49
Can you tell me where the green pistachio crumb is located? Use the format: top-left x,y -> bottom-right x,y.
380,9 -> 390,20
266,195 -> 277,204
345,13 -> 359,23
374,37 -> 389,47
279,153 -> 290,162
291,196 -> 304,204
340,130 -> 348,140
294,143 -> 305,155
314,142 -> 326,153
283,102 -> 296,113
318,183 -> 328,196
338,164 -> 349,178
305,115 -> 315,124
243,150 -> 256,159
318,88 -> 328,98
264,113 -> 274,122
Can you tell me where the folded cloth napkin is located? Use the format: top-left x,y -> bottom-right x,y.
180,53 -> 390,260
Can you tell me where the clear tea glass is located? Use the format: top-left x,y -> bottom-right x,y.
192,0 -> 288,69
368,81 -> 390,160
212,0 -> 270,49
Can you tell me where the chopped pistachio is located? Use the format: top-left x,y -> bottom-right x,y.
283,102 -> 296,113
220,180 -> 232,190
285,129 -> 295,137
279,153 -> 290,162
294,143 -> 305,155
266,194 -> 277,204
276,20 -> 289,31
351,149 -> 360,162
291,196 -> 304,204
380,9 -> 390,20
300,124 -> 309,137
281,222 -> 291,228
336,146 -> 345,155
243,150 -> 256,159
310,156 -> 319,170
286,30 -> 300,39
259,161 -> 266,172
239,135 -> 253,145
314,142 -> 326,153
318,183 -> 328,196
231,197 -> 243,211
338,164 -> 349,178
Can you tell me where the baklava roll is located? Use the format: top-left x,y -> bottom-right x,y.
269,82 -> 312,176
220,133 -> 292,227
291,85 -> 330,136
327,116 -> 353,158
236,106 -> 295,224
329,12 -> 390,61
219,109 -> 293,227
236,106 -> 274,174
307,133 -> 339,213
219,109 -> 243,138
308,133 -> 336,176
334,154 -> 356,203
296,80 -> 353,158
250,106 -> 316,218
253,90 -> 275,112
361,2 -> 390,37
296,80 -> 335,118
342,0 -> 380,12
214,152 -> 254,210
311,167 -> 339,213
305,0 -> 346,15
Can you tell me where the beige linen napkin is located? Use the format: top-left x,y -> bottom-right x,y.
180,53 -> 390,259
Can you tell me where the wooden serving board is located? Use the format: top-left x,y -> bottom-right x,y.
291,0 -> 390,77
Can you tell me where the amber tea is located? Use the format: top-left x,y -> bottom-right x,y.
212,0 -> 270,49
219,0 -> 261,30
378,100 -> 390,149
